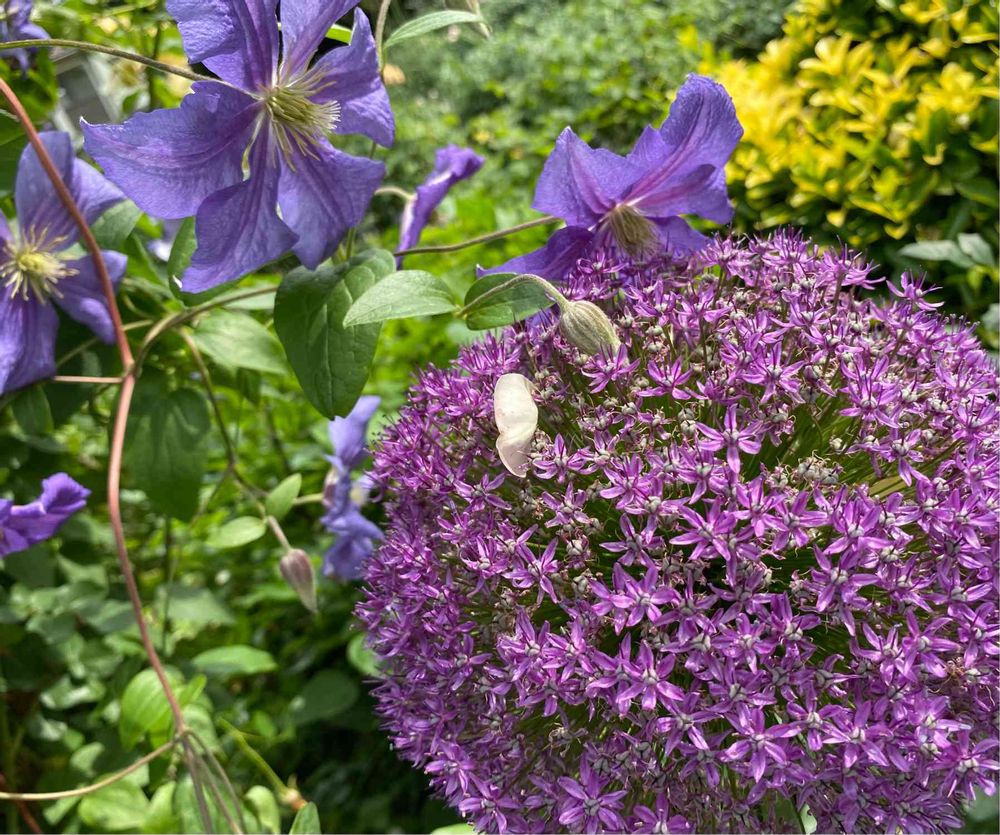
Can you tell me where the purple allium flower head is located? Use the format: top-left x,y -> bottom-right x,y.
0,131 -> 125,395
1,472 -> 89,558
397,145 -> 484,264
360,232 -> 999,833
0,1 -> 48,74
322,394 -> 381,580
482,75 -> 741,282
82,0 -> 393,293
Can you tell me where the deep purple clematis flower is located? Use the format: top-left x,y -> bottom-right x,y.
483,74 -> 741,281
397,145 -> 483,264
1,473 -> 89,558
0,1 -> 48,74
0,132 -> 125,395
82,0 -> 393,293
322,395 -> 382,579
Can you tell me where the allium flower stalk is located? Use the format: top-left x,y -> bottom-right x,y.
360,232 -> 999,834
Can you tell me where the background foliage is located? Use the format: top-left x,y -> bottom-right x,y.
1,1 -> 997,834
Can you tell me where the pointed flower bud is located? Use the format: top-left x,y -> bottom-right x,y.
559,299 -> 621,355
493,373 -> 538,478
279,549 -> 317,613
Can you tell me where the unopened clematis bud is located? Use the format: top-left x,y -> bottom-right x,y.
559,300 -> 621,356
279,549 -> 317,613
493,373 -> 538,478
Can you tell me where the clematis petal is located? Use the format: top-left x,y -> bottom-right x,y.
181,128 -> 296,292
55,251 -> 127,343
277,137 -> 384,269
651,216 -> 709,256
532,128 -> 641,227
328,395 -> 380,472
398,145 -> 484,259
15,131 -> 77,246
659,74 -> 743,169
479,226 -> 594,282
625,126 -> 734,222
494,373 -> 538,478
280,0 -> 359,77
0,293 -> 58,396
167,0 -> 278,90
72,158 -> 125,228
311,9 -> 394,147
82,82 -> 259,220
4,472 -> 90,555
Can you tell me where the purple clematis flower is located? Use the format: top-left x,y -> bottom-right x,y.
1,472 -> 89,558
0,132 -> 125,396
82,0 -> 393,293
397,145 -> 483,264
0,1 -> 48,74
322,395 -> 382,579
483,74 -> 742,280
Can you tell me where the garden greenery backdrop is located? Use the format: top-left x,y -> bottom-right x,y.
0,1 -> 997,834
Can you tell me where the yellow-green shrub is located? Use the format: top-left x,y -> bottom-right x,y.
705,0 -> 998,320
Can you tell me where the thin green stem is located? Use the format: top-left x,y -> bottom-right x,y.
0,739 -> 178,801
374,0 -> 393,67
0,38 -> 213,83
218,719 -> 289,799
396,214 -> 558,257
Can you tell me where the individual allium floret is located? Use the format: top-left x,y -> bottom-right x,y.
322,395 -> 381,580
482,74 -> 742,281
0,0 -> 48,74
1,473 -> 89,558
359,232 -> 999,834
0,131 -> 125,395
83,0 -> 392,292
397,145 -> 484,263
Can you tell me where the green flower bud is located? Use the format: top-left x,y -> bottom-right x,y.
559,300 -> 621,356
279,548 -> 317,613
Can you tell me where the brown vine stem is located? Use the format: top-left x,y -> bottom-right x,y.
0,79 -> 214,832
395,214 -> 559,256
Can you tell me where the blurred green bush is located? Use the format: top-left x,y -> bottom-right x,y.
704,0 -> 999,328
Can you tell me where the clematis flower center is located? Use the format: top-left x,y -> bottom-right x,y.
0,236 -> 75,303
602,203 -> 659,257
261,69 -> 341,166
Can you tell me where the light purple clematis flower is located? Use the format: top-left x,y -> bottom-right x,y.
0,1 -> 49,75
397,145 -> 483,265
0,132 -> 125,396
322,395 -> 381,580
0,472 -> 89,558
483,74 -> 742,281
82,0 -> 394,293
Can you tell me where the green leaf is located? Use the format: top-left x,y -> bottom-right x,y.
430,826 -> 477,835
123,373 -> 210,520
265,474 -> 302,521
289,670 -> 359,725
289,802 -> 321,835
462,272 -> 553,330
346,632 -> 382,678
142,782 -> 179,834
119,668 -> 204,748
245,786 -> 281,835
342,270 -> 458,327
192,645 -> 277,679
897,239 -> 974,267
206,516 -> 267,549
91,201 -> 142,250
158,584 -> 235,627
385,10 -> 485,49
191,309 -> 287,375
274,251 -> 394,418
958,233 -> 997,267
166,217 -> 196,283
324,23 -> 353,43
79,781 -> 150,832
11,386 -> 53,435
